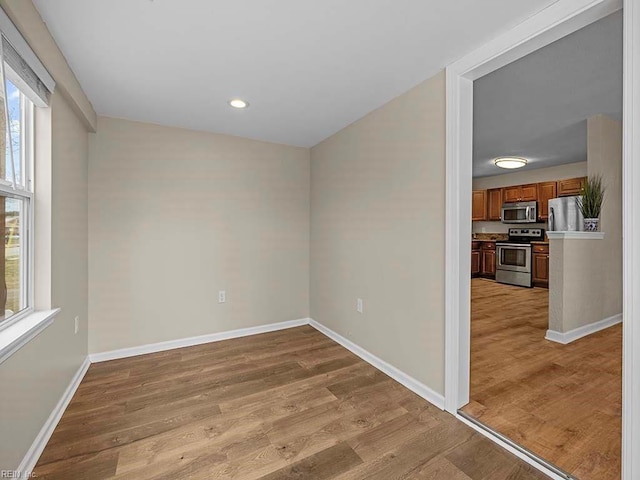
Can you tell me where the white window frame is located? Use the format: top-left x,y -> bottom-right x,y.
0,78 -> 35,332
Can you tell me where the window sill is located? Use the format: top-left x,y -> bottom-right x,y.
0,308 -> 60,365
547,231 -> 605,240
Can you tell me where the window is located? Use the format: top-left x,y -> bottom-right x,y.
0,76 -> 34,327
0,8 -> 55,332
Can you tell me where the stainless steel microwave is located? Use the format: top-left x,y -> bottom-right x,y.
501,201 -> 537,224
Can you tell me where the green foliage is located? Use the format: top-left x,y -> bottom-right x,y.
576,175 -> 605,219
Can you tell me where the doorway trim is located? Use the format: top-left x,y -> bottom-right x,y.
444,0 -> 638,478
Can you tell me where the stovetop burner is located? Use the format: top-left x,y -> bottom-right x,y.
503,228 -> 545,244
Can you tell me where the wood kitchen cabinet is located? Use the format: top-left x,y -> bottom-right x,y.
502,186 -> 520,203
532,244 -> 550,288
472,190 -> 487,221
487,188 -> 503,221
557,177 -> 586,197
480,242 -> 496,278
537,181 -> 557,221
503,184 -> 537,203
471,250 -> 481,277
520,184 -> 538,201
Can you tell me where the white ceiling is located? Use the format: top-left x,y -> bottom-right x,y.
34,0 -> 559,147
473,11 -> 622,178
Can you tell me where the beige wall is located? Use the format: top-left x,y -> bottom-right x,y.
0,92 -> 89,469
310,71 -> 446,394
88,117 -> 310,354
549,115 -> 622,333
587,115 -> 622,320
472,162 -> 588,234
549,239 -> 611,332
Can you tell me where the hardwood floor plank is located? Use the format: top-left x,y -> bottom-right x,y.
34,326 -> 555,480
347,411 -> 439,462
39,403 -> 223,465
31,450 -> 119,480
411,456 -> 474,480
445,435 -> 543,480
257,442 -> 362,480
336,421 -> 475,480
463,278 -> 622,480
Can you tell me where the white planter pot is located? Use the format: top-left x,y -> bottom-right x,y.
584,218 -> 600,232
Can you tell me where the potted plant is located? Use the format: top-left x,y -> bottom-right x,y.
577,175 -> 605,232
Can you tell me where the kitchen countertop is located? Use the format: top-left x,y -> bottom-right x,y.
530,240 -> 550,245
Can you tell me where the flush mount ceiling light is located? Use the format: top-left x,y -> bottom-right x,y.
494,157 -> 528,169
228,98 -> 249,109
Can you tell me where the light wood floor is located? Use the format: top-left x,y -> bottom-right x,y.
463,278 -> 622,480
33,325 -> 549,480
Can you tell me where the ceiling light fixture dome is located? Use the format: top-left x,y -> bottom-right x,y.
494,157 -> 527,169
228,98 -> 249,109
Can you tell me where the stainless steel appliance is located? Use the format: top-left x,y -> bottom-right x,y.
548,195 -> 583,232
501,201 -> 538,224
496,228 -> 545,288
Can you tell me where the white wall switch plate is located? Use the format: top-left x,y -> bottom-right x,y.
74,316 -> 79,334
356,298 -> 363,313
218,290 -> 226,303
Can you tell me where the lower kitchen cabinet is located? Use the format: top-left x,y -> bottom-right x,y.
532,244 -> 550,288
480,242 -> 496,279
471,250 -> 481,276
471,241 -> 481,277
471,241 -> 496,279
481,249 -> 496,278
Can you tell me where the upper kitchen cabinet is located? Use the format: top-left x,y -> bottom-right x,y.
503,184 -> 537,203
537,181 -> 557,221
502,186 -> 519,203
472,190 -> 487,221
487,188 -> 503,221
557,177 -> 586,196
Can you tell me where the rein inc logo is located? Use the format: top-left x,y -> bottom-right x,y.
0,472 -> 37,479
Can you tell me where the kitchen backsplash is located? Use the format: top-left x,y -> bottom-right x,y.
473,232 -> 509,241
472,221 -> 548,235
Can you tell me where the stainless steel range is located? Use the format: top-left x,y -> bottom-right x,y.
495,228 -> 545,288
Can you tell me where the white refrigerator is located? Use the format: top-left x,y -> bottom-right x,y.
548,195 -> 584,232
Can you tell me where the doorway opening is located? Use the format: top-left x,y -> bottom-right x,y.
444,1 -> 639,479
464,12 -> 622,480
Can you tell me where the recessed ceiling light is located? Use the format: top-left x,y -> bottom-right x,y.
494,157 -> 528,169
228,99 -> 249,109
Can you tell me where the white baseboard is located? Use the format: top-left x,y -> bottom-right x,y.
308,319 -> 445,410
18,355 -> 90,476
89,318 -> 311,363
546,313 -> 622,344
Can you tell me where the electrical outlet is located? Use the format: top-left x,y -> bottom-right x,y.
356,298 -> 363,314
74,316 -> 79,334
218,290 -> 226,304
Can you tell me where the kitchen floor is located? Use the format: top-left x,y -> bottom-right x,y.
462,278 -> 622,480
